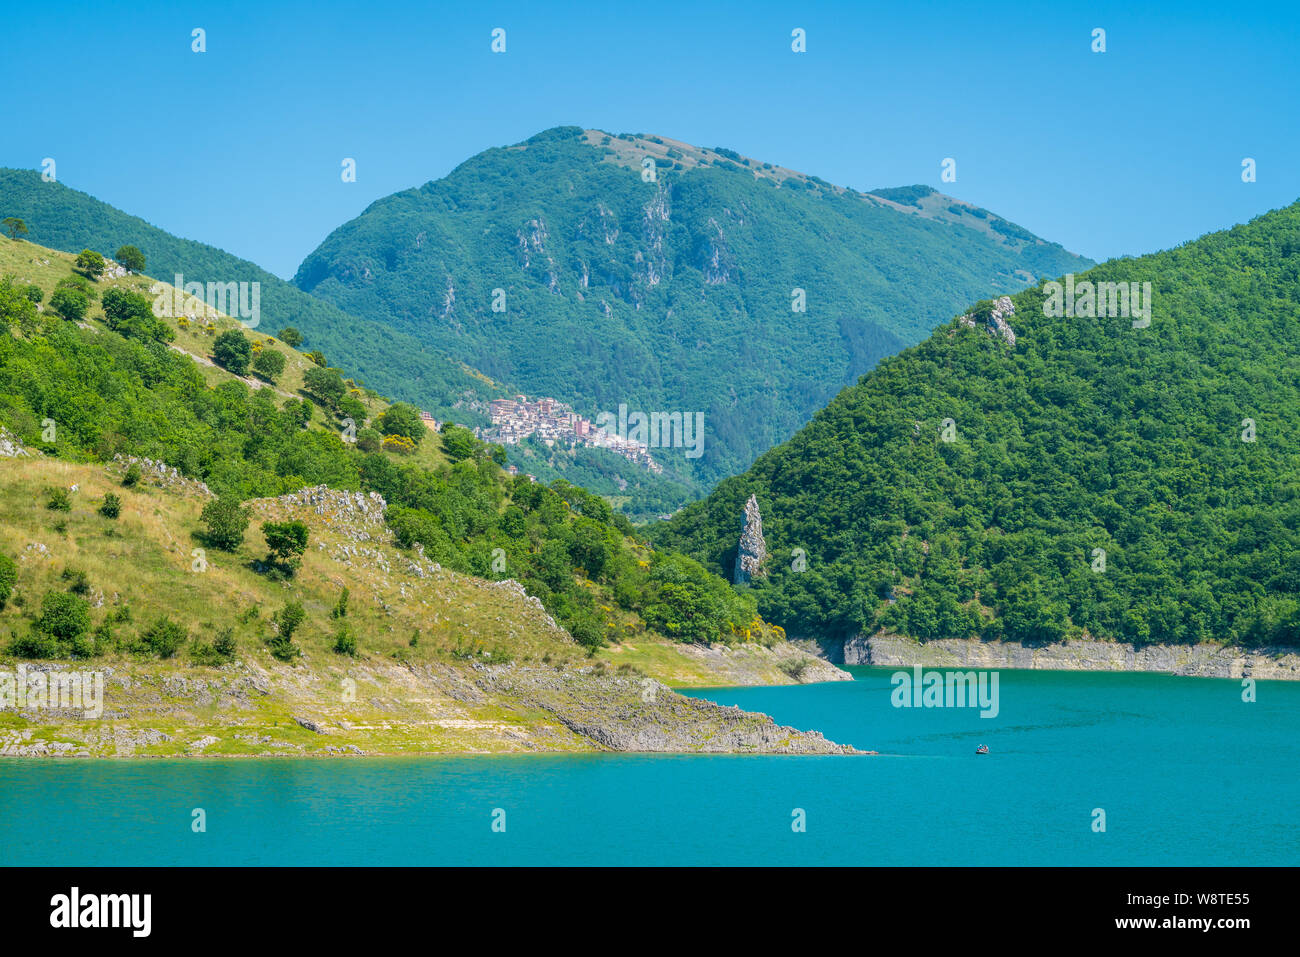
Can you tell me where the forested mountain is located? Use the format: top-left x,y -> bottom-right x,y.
651,202 -> 1300,650
0,168 -> 501,422
294,126 -> 1092,491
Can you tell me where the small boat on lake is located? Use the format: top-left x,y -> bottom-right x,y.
975,744 -> 989,755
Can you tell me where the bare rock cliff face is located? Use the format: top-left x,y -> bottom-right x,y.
845,632 -> 1300,680
733,494 -> 767,585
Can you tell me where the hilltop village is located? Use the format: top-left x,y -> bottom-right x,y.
477,395 -> 661,472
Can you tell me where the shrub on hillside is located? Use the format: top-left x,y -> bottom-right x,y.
114,245 -> 146,274
302,366 -> 346,408
49,286 -> 88,321
54,275 -> 96,302
381,433 -> 416,455
274,601 -> 305,639
377,402 -> 425,444
337,395 -> 367,426
191,627 -> 237,666
268,601 -> 305,662
74,249 -> 105,279
332,626 -> 356,656
101,288 -> 172,343
200,496 -> 249,551
213,627 -> 237,661
138,616 -> 185,658
0,278 -> 38,333
61,567 -> 91,596
282,398 -> 312,429
440,423 -> 477,461
355,428 -> 382,453
91,620 -> 119,655
212,329 -> 252,375
10,630 -> 63,659
37,590 -> 91,643
566,613 -> 606,651
252,347 -> 285,383
0,552 -> 17,609
262,520 -> 309,576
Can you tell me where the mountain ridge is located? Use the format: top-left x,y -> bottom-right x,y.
578,128 -> 1086,261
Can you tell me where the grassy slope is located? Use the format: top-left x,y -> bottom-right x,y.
0,454 -> 583,755
0,241 -> 849,756
0,237 -> 454,470
0,455 -> 849,756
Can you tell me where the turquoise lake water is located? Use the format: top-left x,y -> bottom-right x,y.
1,666 -> 1296,866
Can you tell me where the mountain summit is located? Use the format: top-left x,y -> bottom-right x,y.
293,126 -> 1092,497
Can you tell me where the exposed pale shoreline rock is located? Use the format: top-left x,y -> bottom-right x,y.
811,632 -> 1300,681
0,465 -> 858,759
0,655 -> 859,759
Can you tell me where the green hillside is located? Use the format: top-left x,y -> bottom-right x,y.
0,237 -> 796,665
293,126 -> 1093,493
0,168 -> 501,423
0,237 -> 855,755
651,202 -> 1300,650
0,452 -> 841,755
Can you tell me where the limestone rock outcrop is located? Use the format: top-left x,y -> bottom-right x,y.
0,428 -> 32,458
958,294 -> 1016,347
733,494 -> 767,584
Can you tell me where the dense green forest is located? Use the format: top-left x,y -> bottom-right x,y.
294,126 -> 1092,495
652,202 -> 1300,649
504,434 -> 696,521
0,259 -> 766,655
0,168 -> 502,424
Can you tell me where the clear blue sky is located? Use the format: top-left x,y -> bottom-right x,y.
4,0 -> 1297,278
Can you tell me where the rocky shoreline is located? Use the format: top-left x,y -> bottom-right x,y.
803,632 -> 1300,681
0,656 -> 858,758
0,459 -> 858,760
